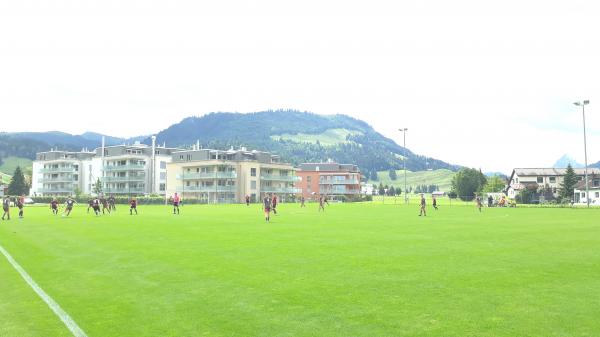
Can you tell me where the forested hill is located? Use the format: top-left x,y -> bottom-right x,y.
149,110 -> 460,177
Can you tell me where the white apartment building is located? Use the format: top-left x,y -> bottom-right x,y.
507,168 -> 600,199
32,150 -> 97,196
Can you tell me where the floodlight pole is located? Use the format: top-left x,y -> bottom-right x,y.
575,100 -> 590,208
399,128 -> 408,204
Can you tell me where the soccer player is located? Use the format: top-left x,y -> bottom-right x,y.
109,195 -> 116,212
87,198 -> 94,213
245,195 -> 250,206
2,196 -> 10,220
476,194 -> 482,212
318,196 -> 325,212
324,196 -> 330,206
173,193 -> 180,215
92,198 -> 101,216
300,196 -> 306,207
101,197 -> 110,214
272,194 -> 278,215
419,194 -> 426,216
63,197 -> 76,217
488,195 -> 493,208
16,195 -> 25,218
262,195 -> 271,222
129,197 -> 138,215
50,198 -> 59,215
432,195 -> 438,210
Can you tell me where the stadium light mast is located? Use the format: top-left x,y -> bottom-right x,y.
574,100 -> 591,208
399,128 -> 408,204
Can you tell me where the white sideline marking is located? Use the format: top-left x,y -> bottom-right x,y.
0,244 -> 88,337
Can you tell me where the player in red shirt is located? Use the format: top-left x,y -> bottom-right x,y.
130,197 -> 138,215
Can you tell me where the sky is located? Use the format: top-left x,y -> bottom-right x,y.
1,0 -> 599,173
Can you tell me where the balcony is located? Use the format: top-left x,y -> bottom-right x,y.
260,175 -> 301,182
103,164 -> 146,171
38,177 -> 77,183
261,187 -> 302,194
38,187 -> 76,193
102,176 -> 146,182
39,167 -> 77,173
320,189 -> 361,195
176,185 -> 236,193
179,172 -> 237,180
103,188 -> 146,194
319,179 -> 360,185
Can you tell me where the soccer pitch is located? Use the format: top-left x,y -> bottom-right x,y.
1,203 -> 599,337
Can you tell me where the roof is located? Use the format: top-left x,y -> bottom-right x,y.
512,168 -> 600,176
298,163 -> 360,173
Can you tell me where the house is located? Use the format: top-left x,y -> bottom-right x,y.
166,147 -> 300,204
574,176 -> 600,205
296,162 -> 361,200
507,168 -> 600,200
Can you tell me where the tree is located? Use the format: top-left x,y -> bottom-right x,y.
483,175 -> 506,193
93,178 -> 103,196
388,186 -> 396,196
7,166 -> 28,196
559,164 -> 577,201
451,168 -> 487,201
371,170 -> 379,181
378,183 -> 385,196
389,169 -> 397,181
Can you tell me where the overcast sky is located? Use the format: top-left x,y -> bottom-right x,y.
1,0 -> 599,173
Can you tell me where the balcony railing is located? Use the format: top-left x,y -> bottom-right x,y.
260,175 -> 301,182
39,167 -> 77,173
261,187 -> 302,194
176,185 -> 236,193
178,172 -> 237,180
320,189 -> 361,195
319,179 -> 360,185
103,188 -> 146,194
38,187 -> 76,193
38,177 -> 77,183
102,176 -> 146,182
103,164 -> 146,171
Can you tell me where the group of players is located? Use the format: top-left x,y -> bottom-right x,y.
418,193 -> 486,216
1,195 -> 26,220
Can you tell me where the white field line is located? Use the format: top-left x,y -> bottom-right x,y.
0,244 -> 88,337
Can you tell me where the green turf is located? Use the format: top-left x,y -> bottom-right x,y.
369,169 -> 456,192
1,203 -> 599,337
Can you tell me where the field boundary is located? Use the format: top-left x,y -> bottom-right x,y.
0,243 -> 87,337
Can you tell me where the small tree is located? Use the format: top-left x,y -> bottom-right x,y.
378,183 -> 385,196
92,178 -> 103,196
559,164 -> 577,202
7,166 -> 28,196
371,170 -> 379,181
388,186 -> 395,196
389,169 -> 397,181
483,175 -> 506,193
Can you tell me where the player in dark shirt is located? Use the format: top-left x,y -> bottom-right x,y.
16,195 -> 25,218
318,196 -> 325,212
432,196 -> 438,210
419,194 -> 426,216
109,195 -> 116,212
245,195 -> 250,206
63,198 -> 76,217
87,199 -> 94,213
272,195 -> 278,215
2,196 -> 10,220
50,198 -> 59,215
300,196 -> 306,207
130,197 -> 138,215
476,195 -> 482,212
92,198 -> 101,216
101,197 -> 110,214
263,196 -> 271,222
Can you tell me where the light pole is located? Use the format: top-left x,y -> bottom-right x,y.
574,100 -> 590,207
399,128 -> 408,204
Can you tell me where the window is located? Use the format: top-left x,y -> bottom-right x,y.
160,172 -> 166,180
160,161 -> 167,169
307,176 -> 312,183
594,180 -> 600,187
251,168 -> 257,177
251,181 -> 257,189
596,192 -> 599,198
549,177 -> 556,183
180,155 -> 184,160
537,177 -> 543,183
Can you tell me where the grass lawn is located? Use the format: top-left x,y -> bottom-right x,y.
1,203 -> 599,337
369,169 -> 456,192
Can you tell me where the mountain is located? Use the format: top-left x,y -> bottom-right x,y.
0,110 -> 461,175
553,154 -> 584,168
148,110 -> 460,175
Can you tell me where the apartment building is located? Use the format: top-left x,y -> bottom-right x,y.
507,168 -> 600,199
98,140 -> 179,196
296,162 -> 361,200
166,147 -> 300,203
31,150 -> 97,196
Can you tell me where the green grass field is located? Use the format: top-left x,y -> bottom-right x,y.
270,128 -> 362,146
1,203 -> 599,337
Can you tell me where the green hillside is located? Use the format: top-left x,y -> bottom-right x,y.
0,156 -> 33,176
271,128 -> 363,146
369,169 -> 455,192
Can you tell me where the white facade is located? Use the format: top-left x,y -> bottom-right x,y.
507,168 -> 600,199
31,150 -> 97,196
574,188 -> 600,205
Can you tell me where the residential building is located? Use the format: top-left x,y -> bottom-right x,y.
31,150 -> 96,196
574,175 -> 600,205
296,162 -> 361,200
98,140 -> 179,196
507,168 -> 600,200
166,147 -> 300,203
